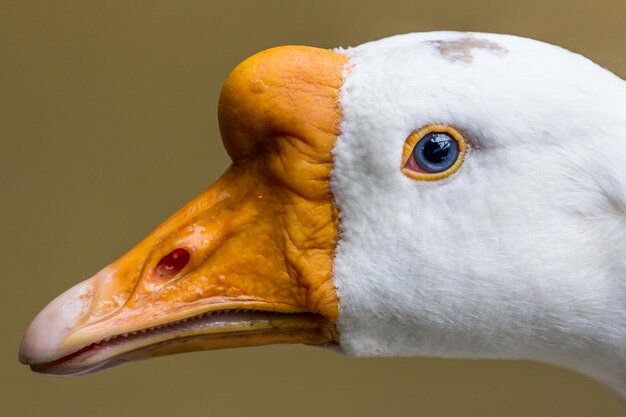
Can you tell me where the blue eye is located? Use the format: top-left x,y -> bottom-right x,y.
402,125 -> 467,181
412,132 -> 459,173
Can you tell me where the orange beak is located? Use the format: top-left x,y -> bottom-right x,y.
19,46 -> 348,375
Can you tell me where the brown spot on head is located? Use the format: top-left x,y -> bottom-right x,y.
427,36 -> 508,64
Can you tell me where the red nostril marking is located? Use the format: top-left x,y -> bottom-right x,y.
154,248 -> 190,280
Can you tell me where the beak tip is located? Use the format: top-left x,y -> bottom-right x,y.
18,347 -> 29,365
20,280 -> 93,366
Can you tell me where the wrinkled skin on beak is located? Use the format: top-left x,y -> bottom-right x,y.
20,46 -> 348,374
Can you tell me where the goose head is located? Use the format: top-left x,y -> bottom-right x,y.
20,32 -> 626,398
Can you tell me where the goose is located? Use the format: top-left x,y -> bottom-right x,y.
19,31 -> 626,400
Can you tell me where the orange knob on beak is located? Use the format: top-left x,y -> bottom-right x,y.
20,46 -> 348,374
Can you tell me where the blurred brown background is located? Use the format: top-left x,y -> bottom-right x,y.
2,1 -> 626,416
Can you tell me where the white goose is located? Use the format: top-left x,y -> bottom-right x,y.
20,32 -> 626,400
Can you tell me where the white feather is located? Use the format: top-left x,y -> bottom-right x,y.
331,32 -> 626,397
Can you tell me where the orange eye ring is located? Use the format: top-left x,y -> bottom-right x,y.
401,124 -> 467,181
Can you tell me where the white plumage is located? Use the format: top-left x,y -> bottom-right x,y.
331,32 -> 626,398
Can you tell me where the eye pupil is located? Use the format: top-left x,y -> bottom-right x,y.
423,135 -> 451,163
413,132 -> 459,173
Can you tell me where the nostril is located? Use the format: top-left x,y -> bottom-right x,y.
154,248 -> 190,280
